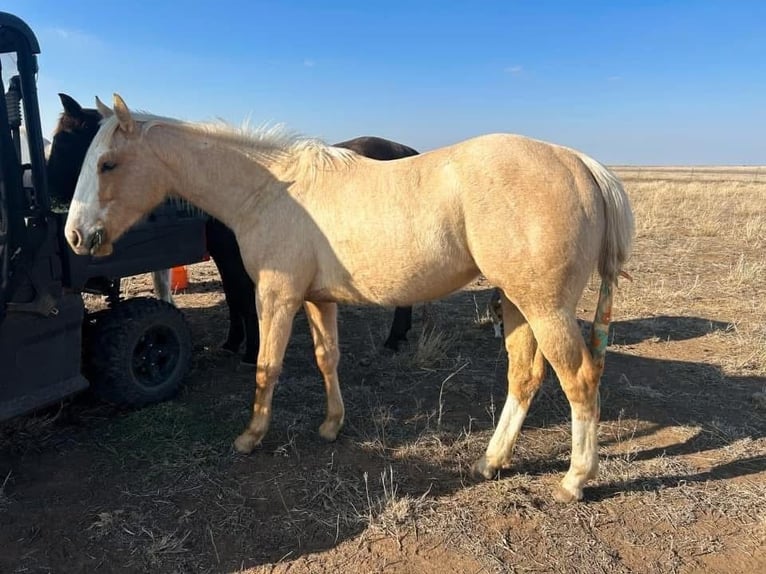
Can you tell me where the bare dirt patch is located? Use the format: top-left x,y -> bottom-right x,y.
1,167 -> 764,573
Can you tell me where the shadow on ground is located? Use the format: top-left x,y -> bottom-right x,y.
0,290 -> 763,572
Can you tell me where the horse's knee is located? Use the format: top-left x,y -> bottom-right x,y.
314,345 -> 339,373
559,358 -> 601,412
255,363 -> 281,387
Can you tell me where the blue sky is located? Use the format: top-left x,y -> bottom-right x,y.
9,1 -> 766,164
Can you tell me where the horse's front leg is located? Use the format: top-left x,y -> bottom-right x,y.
233,288 -> 302,454
304,301 -> 344,440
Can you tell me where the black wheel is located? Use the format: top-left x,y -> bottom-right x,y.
84,297 -> 192,407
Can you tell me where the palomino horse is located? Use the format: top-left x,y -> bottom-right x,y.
48,94 -> 419,362
66,95 -> 634,502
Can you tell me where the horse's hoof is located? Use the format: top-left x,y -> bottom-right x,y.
318,420 -> 342,441
553,483 -> 583,503
233,431 -> 261,454
472,456 -> 499,480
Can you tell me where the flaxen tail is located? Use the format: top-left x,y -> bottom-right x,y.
576,153 -> 635,368
576,153 -> 635,285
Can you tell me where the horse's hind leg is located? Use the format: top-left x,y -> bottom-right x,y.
473,295 -> 545,478
152,269 -> 174,305
233,290 -> 301,454
527,310 -> 603,502
304,301 -> 344,440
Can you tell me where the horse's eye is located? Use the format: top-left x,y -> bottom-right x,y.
100,161 -> 117,173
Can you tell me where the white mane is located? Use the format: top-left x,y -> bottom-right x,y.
97,112 -> 357,168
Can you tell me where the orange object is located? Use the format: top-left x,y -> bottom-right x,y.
171,265 -> 189,291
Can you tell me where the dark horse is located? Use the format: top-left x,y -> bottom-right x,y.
47,94 -> 418,363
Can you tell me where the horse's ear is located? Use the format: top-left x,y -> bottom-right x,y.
59,93 -> 83,116
95,96 -> 113,118
113,93 -> 135,134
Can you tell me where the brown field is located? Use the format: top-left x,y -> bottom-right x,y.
1,166 -> 764,573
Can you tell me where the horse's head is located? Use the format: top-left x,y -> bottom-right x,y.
65,94 -> 170,256
47,93 -> 104,203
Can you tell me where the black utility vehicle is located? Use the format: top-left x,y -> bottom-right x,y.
0,12 -> 208,420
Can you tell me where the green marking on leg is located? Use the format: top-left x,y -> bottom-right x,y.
589,280 -> 614,368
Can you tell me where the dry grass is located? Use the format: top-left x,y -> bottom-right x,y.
410,328 -> 455,367
611,167 -> 766,376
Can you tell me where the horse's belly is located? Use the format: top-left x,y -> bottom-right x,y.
308,250 -> 480,306
381,265 -> 480,305
304,198 -> 479,305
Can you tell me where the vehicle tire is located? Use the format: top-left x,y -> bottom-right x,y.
83,297 -> 192,407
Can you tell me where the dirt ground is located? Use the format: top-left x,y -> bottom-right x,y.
1,167 -> 764,573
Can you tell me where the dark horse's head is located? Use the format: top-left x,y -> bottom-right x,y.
333,136 -> 418,161
47,93 -> 102,203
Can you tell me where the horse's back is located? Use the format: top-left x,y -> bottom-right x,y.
370,133 -> 607,228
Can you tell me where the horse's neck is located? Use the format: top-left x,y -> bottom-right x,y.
148,125 -> 292,232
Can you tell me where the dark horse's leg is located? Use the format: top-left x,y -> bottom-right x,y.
206,219 -> 244,353
384,306 -> 413,351
240,292 -> 259,365
221,296 -> 244,353
205,218 -> 259,363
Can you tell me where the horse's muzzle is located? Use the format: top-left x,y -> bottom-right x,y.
66,225 -> 110,256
